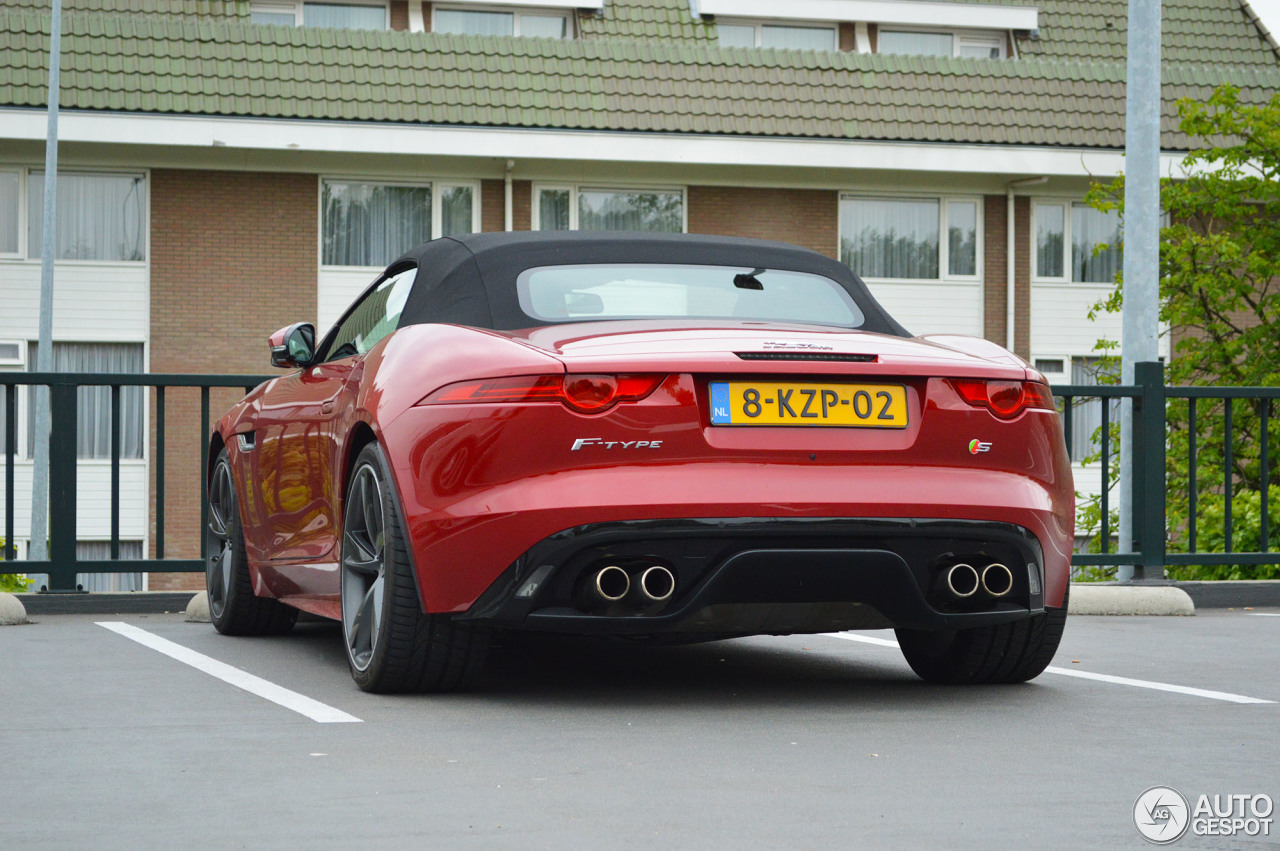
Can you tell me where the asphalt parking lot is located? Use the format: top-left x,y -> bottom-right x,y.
2,609 -> 1277,850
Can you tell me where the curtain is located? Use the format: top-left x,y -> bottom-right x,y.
28,173 -> 146,261
440,186 -> 474,238
322,182 -> 431,266
879,31 -> 954,56
0,171 -> 18,254
948,201 -> 977,276
717,24 -> 755,48
1070,358 -> 1121,460
840,198 -> 939,279
302,3 -> 385,29
1036,204 -> 1065,278
1072,204 -> 1122,283
578,190 -> 683,233
27,343 -> 145,460
538,189 -> 571,231
251,9 -> 296,25
761,25 -> 836,52
521,15 -> 566,39
26,540 -> 144,593
434,10 -> 513,35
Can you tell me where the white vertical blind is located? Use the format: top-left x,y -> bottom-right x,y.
879,31 -> 954,56
302,3 -> 386,29
1035,204 -> 1065,278
577,189 -> 683,233
435,9 -> 513,35
27,172 -> 146,262
947,201 -> 977,276
537,189 -> 571,230
840,198 -> 939,279
26,343 -> 145,459
322,182 -> 431,266
0,170 -> 18,254
440,185 -> 474,238
1072,204 -> 1122,283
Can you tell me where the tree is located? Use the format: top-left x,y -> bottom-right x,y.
1080,84 -> 1280,579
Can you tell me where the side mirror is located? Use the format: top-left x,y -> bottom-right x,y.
268,323 -> 316,368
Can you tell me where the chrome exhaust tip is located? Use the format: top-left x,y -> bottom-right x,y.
590,565 -> 631,604
981,563 -> 1014,598
635,565 -> 676,604
945,563 -> 981,599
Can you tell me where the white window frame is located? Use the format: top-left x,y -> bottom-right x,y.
876,26 -> 1007,58
250,0 -> 389,28
531,184 -> 688,233
1031,198 -> 1123,284
0,340 -> 25,367
432,4 -> 574,38
317,177 -> 483,270
715,17 -> 838,51
0,167 -> 23,260
837,193 -> 983,284
0,167 -> 149,266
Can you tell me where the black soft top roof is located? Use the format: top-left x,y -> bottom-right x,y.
394,231 -> 910,337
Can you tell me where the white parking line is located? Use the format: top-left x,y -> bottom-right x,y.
821,632 -> 1276,705
97,622 -> 362,724
1246,613 -> 1280,617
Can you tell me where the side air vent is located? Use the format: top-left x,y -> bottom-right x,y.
735,352 -> 878,363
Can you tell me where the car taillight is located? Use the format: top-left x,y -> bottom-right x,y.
419,374 -> 665,414
949,379 -> 1055,420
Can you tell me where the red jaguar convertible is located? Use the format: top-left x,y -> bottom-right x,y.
206,232 -> 1073,692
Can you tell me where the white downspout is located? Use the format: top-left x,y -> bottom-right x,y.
1005,176 -> 1047,352
504,159 -> 515,231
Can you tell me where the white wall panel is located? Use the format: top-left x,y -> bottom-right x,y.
0,262 -> 149,342
0,460 -> 148,543
318,268 -> 380,335
1030,283 -> 1117,356
864,280 -> 983,337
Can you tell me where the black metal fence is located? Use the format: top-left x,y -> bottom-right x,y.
1,363 -> 1278,592
1,372 -> 269,592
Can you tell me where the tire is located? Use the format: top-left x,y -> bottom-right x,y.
340,441 -> 489,693
205,449 -> 298,636
895,585 -> 1068,684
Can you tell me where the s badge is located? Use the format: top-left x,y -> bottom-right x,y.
968,439 -> 992,454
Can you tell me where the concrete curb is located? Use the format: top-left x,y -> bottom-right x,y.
0,592 -> 29,625
1069,583 -> 1196,616
185,590 -> 211,623
17,591 -> 199,616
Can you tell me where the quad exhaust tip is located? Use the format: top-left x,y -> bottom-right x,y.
633,565 -> 676,604
945,563 -> 981,598
981,563 -> 1014,598
590,565 -> 631,604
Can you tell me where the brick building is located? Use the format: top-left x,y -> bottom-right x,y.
1,0 -> 1279,588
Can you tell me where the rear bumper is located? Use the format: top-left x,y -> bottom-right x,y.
460,517 -> 1050,636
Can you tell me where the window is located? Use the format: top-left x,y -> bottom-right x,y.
1033,202 -> 1122,283
27,172 -> 145,262
25,343 -> 145,460
251,1 -> 388,29
839,196 -> 979,280
517,264 -> 864,327
434,7 -> 571,38
534,186 -> 685,233
0,170 -> 18,256
879,29 -> 1006,59
321,179 -> 477,267
323,266 -> 416,361
1067,357 -> 1120,461
716,19 -> 836,51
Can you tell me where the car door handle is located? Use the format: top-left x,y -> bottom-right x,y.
321,399 -> 335,414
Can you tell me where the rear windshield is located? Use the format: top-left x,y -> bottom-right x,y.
516,263 -> 865,328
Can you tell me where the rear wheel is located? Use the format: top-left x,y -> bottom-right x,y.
340,442 -> 489,693
205,449 -> 297,636
895,586 -> 1068,684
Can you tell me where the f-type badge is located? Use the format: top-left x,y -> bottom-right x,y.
969,439 -> 992,454
571,437 -> 664,451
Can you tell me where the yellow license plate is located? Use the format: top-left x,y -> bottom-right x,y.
709,381 -> 908,428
